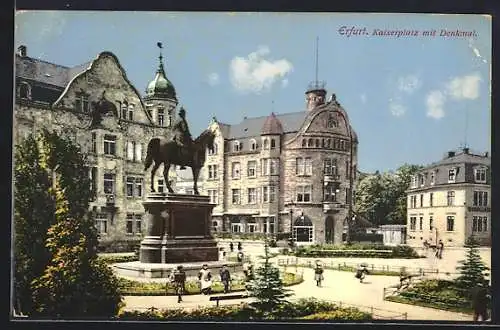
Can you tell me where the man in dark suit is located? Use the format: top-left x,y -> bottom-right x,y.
471,281 -> 490,321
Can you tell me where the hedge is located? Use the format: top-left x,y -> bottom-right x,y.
117,298 -> 373,320
118,272 -> 303,296
98,255 -> 139,264
291,244 -> 420,259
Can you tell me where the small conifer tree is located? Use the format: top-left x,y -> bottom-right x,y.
455,235 -> 490,291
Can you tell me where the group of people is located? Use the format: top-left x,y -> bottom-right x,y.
423,239 -> 445,259
313,261 -> 370,286
219,242 -> 245,262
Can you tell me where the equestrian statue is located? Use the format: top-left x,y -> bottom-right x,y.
144,107 -> 216,195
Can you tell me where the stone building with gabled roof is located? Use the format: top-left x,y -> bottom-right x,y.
14,45 -> 180,251
204,82 -> 359,245
406,147 -> 491,247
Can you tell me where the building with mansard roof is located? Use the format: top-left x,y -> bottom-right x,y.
14,45 -> 179,251
204,82 -> 359,245
406,147 -> 491,247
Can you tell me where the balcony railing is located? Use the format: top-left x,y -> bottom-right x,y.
323,201 -> 344,212
324,174 -> 341,182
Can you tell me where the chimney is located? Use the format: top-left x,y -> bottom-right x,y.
463,147 -> 469,154
447,151 -> 456,158
17,45 -> 27,57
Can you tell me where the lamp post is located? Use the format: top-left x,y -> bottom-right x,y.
330,95 -> 354,245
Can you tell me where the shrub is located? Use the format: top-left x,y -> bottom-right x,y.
300,308 -> 373,321
98,255 -> 138,264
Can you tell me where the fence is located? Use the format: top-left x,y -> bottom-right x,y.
276,258 -> 462,277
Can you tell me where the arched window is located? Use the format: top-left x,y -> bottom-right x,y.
121,101 -> 128,119
270,139 -> 276,149
19,83 -> 30,99
302,139 -> 307,147
340,140 -> 345,150
315,139 -> 320,148
308,138 -> 313,147
208,142 -> 218,156
326,139 -> 331,148
250,139 -> 257,151
293,215 -> 313,243
263,139 -> 269,150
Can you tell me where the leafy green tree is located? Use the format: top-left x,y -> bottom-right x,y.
455,236 -> 490,290
31,175 -> 122,318
13,134 -> 55,315
247,241 -> 292,317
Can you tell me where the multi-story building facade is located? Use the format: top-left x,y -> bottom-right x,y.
406,148 -> 491,247
14,45 -> 179,249
204,83 -> 359,245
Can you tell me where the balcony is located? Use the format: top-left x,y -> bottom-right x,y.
324,174 -> 341,183
323,201 -> 344,212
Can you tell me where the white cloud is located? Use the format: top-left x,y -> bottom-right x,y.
426,90 -> 446,119
389,98 -> 406,117
229,45 -> 293,93
281,79 -> 289,88
207,72 -> 220,86
360,93 -> 367,104
397,74 -> 422,94
446,73 -> 481,100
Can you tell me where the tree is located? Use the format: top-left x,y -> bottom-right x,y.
31,174 -> 122,318
13,129 -> 121,317
13,134 -> 55,315
247,241 -> 292,317
455,236 -> 490,290
354,164 -> 422,225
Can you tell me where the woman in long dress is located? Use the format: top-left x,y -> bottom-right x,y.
198,264 -> 213,295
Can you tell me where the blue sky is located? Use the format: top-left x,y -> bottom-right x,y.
15,12 -> 491,173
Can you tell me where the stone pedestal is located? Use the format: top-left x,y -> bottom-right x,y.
140,193 -> 218,263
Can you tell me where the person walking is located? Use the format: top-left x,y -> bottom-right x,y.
237,251 -> 244,262
314,262 -> 324,287
237,242 -> 242,251
172,265 -> 186,303
436,239 -> 444,259
198,264 -> 213,295
229,242 -> 234,253
471,281 -> 490,322
219,264 -> 231,294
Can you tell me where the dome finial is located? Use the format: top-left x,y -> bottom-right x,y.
157,41 -> 165,73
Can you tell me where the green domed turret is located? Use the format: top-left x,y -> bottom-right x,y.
145,51 -> 177,101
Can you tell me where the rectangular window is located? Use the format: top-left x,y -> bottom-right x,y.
475,168 -> 487,183
104,134 -> 117,156
91,132 -> 97,153
232,162 -> 241,179
127,141 -> 135,160
126,177 -> 134,197
270,158 -> 279,175
447,191 -> 455,206
135,214 -> 142,233
232,189 -> 241,204
483,217 -> 488,232
324,185 -> 338,202
208,165 -> 218,180
247,160 -> 257,177
75,94 -> 89,113
248,223 -> 257,233
89,167 -> 98,194
473,191 -> 488,207
429,216 -> 433,230
420,194 -> 423,207
247,188 -> 256,204
135,143 -> 142,162
261,159 -> 269,176
126,214 -> 142,235
126,176 -> 143,197
305,158 -> 312,175
419,175 -> 425,187
296,158 -> 304,175
448,168 -> 456,182
411,176 -> 417,188
207,189 -> 218,204
324,158 -> 337,176
158,108 -> 164,126
231,223 -> 242,233
419,217 -> 423,230
95,213 -> 108,234
430,172 -> 435,185
128,104 -> 134,121
262,186 -> 276,203
103,173 -> 115,194
121,103 -> 128,119
135,178 -> 143,197
429,193 -> 433,207
157,179 -> 164,193
126,214 -> 134,234
410,217 -> 416,231
269,186 -> 276,203
446,216 -> 455,231
297,185 -> 312,203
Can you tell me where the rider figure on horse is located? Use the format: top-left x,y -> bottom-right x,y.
172,107 -> 193,170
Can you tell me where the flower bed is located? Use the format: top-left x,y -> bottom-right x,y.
289,244 -> 421,259
118,272 -> 303,296
384,279 -> 473,314
98,254 -> 139,264
117,298 -> 372,321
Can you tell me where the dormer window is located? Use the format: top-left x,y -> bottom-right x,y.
121,102 -> 128,118
233,141 -> 241,152
157,108 -> 165,126
448,168 -> 456,183
410,175 -> 417,188
419,174 -> 425,187
19,82 -> 31,100
308,138 -> 313,147
430,171 -> 435,185
250,139 -> 257,151
327,115 -> 338,128
208,142 -> 218,156
270,139 -> 276,149
128,104 -> 134,121
301,139 -> 306,147
474,167 -> 487,183
263,139 -> 269,150
75,93 -> 90,113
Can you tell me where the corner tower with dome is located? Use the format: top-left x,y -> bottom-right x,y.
205,79 -> 359,245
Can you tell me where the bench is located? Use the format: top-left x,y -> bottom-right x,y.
209,293 -> 249,307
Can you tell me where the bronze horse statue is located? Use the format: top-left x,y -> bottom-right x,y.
144,129 -> 216,195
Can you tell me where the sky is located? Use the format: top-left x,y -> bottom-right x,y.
15,12 -> 491,173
